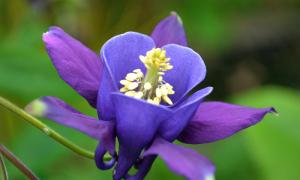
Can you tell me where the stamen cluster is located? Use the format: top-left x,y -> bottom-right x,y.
139,48 -> 173,72
119,48 -> 175,105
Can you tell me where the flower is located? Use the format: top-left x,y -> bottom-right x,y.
25,12 -> 275,180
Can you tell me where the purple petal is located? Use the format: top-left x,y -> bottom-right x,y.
163,44 -> 207,104
159,87 -> 213,141
151,12 -> 187,47
43,27 -> 102,107
144,137 -> 215,180
111,93 -> 172,179
25,96 -> 115,154
97,32 -> 155,120
178,101 -> 276,144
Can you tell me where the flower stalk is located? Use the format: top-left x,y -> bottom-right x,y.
0,144 -> 38,179
0,152 -> 8,180
0,96 -> 101,160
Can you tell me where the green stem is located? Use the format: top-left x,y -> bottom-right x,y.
0,96 -> 101,160
0,152 -> 8,180
142,68 -> 159,99
0,144 -> 38,179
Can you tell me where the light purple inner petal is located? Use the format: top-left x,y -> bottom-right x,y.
162,44 -> 207,104
97,32 -> 155,120
151,12 -> 187,47
144,137 -> 215,180
100,32 -> 155,88
43,27 -> 102,108
178,101 -> 275,144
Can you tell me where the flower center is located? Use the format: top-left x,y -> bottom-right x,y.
119,48 -> 175,105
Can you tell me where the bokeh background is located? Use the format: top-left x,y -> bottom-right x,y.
1,0 -> 300,179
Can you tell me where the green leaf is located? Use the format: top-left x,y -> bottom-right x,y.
232,86 -> 300,180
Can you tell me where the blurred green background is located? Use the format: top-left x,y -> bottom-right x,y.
1,0 -> 300,179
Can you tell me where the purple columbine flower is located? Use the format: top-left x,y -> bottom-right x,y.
25,13 -> 275,180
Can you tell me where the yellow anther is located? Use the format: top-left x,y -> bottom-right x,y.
162,95 -> 173,105
139,55 -> 146,63
165,83 -> 175,94
159,51 -> 166,58
133,69 -> 142,73
168,88 -> 175,95
140,48 -> 172,71
160,85 -> 168,95
165,83 -> 172,88
134,91 -> 143,99
158,76 -> 163,82
153,97 -> 161,104
156,88 -> 162,98
126,73 -> 138,81
165,65 -> 173,70
144,82 -> 152,90
120,80 -> 130,85
125,91 -> 136,97
133,69 -> 144,78
147,98 -> 153,104
120,87 -> 128,92
147,99 -> 159,105
127,82 -> 139,90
